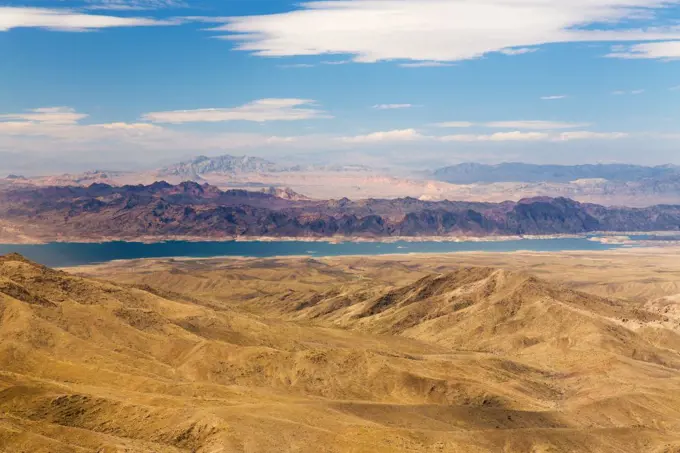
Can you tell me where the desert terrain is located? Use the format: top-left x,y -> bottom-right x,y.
4,159 -> 680,207
0,248 -> 679,452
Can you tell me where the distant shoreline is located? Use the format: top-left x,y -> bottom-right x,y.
0,231 -> 678,246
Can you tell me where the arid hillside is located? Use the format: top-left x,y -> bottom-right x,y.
2,252 -> 680,452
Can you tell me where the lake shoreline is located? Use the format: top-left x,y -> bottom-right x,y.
0,236 -> 630,268
61,244 -> 680,272
0,230 -> 678,246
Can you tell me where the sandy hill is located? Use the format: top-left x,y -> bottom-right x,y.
1,253 -> 680,452
278,267 -> 680,366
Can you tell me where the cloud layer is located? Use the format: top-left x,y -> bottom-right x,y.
340,129 -> 424,143
372,104 -> 413,110
141,99 -> 330,123
0,107 -> 88,125
0,6 -> 176,31
214,0 -> 680,63
606,41 -> 680,59
85,0 -> 186,10
434,120 -> 589,130
339,129 -> 629,143
0,107 -> 670,170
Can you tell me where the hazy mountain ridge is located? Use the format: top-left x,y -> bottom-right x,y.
157,155 -> 282,179
156,154 -> 376,181
433,162 -> 680,184
5,157 -> 680,207
1,181 -> 679,242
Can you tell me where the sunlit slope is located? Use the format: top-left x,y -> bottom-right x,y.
1,253 -> 680,452
281,267 -> 678,362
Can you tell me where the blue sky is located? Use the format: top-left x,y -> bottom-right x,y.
1,0 -> 679,173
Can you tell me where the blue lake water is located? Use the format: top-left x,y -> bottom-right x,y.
0,238 -> 624,267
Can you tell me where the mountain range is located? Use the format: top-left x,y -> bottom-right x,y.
432,162 -> 680,184
4,155 -> 680,207
158,154 -> 282,179
156,155 -> 375,180
0,181 -> 679,243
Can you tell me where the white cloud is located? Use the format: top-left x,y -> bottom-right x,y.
485,120 -> 590,130
440,130 -> 630,142
0,122 -> 44,135
433,121 -> 475,128
605,41 -> 680,60
435,120 -> 588,130
441,131 -> 550,142
0,7 -> 177,32
0,107 -> 88,125
85,0 -> 186,10
541,95 -> 568,100
211,0 -> 680,63
0,117 -> 164,140
372,104 -> 413,110
141,99 -> 330,123
556,131 -> 629,141
339,129 -> 424,143
671,85 -> 680,91
0,118 -> 162,137
491,131 -> 550,142
0,106 -> 659,167
499,47 -> 539,55
0,107 -> 317,157
95,122 -> 161,131
338,124 -> 630,145
338,127 -> 629,144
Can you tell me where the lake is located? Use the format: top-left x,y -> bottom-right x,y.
0,237 -> 625,267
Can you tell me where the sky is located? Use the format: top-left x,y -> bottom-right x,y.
1,0 -> 679,174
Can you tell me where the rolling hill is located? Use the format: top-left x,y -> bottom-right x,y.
1,253 -> 680,452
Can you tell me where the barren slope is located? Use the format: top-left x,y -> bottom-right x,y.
2,253 -> 680,452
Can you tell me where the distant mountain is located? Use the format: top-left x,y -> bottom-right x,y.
260,186 -> 311,201
156,155 -> 376,181
1,182 -> 679,242
433,163 -> 680,184
287,164 -> 375,173
157,155 -> 282,179
7,158 -> 680,208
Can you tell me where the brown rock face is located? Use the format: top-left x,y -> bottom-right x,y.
0,182 -> 679,242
